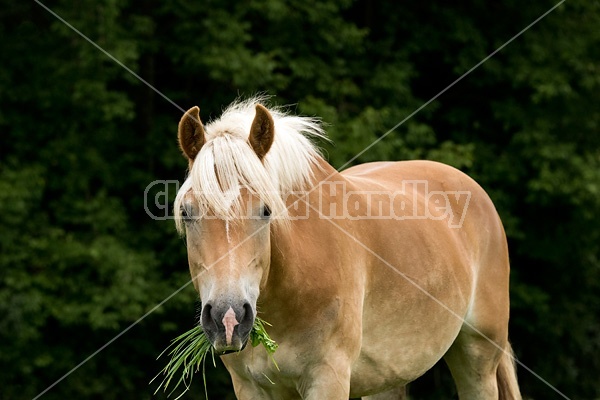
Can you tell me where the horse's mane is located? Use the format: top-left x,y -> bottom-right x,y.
174,97 -> 326,233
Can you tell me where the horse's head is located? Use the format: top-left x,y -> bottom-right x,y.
174,104 -> 278,353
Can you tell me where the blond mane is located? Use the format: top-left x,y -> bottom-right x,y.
174,97 -> 326,233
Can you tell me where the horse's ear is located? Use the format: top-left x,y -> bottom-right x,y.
178,106 -> 206,161
249,104 -> 275,160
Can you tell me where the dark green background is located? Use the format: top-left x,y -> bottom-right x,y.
1,1 -> 598,399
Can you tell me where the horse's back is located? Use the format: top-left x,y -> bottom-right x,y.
342,160 -> 507,263
343,160 -> 486,199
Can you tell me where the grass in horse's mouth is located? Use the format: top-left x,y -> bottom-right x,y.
152,317 -> 277,399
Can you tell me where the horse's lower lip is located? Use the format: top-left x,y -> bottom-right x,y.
214,344 -> 241,354
215,337 -> 249,355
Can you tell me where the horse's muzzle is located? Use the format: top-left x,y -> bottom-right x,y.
200,301 -> 254,353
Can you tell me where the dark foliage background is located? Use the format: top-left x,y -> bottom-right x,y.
1,1 -> 598,399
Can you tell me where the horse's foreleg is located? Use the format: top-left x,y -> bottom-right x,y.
297,362 -> 352,400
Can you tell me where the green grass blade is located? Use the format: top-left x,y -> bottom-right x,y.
152,317 -> 277,398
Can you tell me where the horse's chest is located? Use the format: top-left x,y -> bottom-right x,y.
244,363 -> 279,387
224,352 -> 300,398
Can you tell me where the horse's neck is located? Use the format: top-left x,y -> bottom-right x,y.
262,158 -> 354,301
289,157 -> 351,221
259,159 -> 369,340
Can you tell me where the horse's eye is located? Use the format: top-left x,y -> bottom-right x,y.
180,206 -> 192,221
261,205 -> 271,219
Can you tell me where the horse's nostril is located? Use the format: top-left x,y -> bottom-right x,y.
201,303 -> 213,327
242,303 -> 254,324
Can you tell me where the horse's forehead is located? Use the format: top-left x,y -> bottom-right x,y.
200,217 -> 232,235
181,187 -> 264,235
188,217 -> 251,248
183,185 -> 257,204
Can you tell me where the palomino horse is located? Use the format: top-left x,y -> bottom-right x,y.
174,98 -> 521,399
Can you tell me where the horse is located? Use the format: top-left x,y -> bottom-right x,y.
173,98 -> 521,400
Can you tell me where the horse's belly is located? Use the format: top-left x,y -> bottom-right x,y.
349,311 -> 463,396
